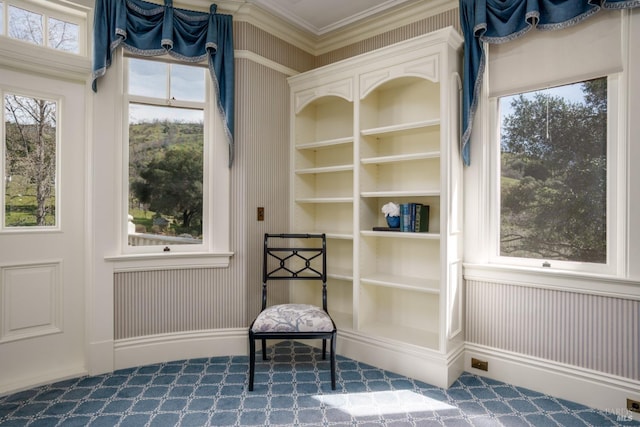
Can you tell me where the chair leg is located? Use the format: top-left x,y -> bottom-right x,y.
249,335 -> 256,391
330,333 -> 337,390
322,339 -> 327,360
261,339 -> 268,360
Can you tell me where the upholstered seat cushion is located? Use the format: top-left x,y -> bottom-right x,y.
251,304 -> 334,333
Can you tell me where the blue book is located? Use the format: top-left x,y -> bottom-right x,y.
400,203 -> 411,232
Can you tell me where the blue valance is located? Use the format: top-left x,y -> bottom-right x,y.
459,0 -> 639,166
92,0 -> 235,166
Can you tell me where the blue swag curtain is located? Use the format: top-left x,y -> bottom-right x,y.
459,0 -> 639,166
92,0 -> 235,165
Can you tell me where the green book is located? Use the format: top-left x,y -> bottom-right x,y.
414,204 -> 429,232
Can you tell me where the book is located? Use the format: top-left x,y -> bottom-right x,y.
400,203 -> 411,232
414,204 -> 429,232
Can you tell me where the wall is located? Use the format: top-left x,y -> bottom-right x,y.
111,9 -> 461,352
111,23 -> 297,353
462,7 -> 640,413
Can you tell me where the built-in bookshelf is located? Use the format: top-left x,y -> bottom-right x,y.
288,28 -> 464,388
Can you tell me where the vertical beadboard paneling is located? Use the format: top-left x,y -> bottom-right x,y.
315,8 -> 460,67
466,280 -> 640,380
114,269 -> 246,339
236,57 -> 291,324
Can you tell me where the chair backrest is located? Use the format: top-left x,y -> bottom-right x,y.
261,233 -> 327,311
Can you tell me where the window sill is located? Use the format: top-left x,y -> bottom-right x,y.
105,251 -> 233,272
463,263 -> 640,300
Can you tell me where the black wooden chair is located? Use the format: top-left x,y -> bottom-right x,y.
248,233 -> 337,391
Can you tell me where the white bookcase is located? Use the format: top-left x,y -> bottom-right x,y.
288,28 -> 464,388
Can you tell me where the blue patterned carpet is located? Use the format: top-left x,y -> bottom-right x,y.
1,341 -> 638,426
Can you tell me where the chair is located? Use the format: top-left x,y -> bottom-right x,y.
248,233 -> 337,391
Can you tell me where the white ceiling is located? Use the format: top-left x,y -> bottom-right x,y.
249,0 -> 418,35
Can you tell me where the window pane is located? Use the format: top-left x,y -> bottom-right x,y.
128,58 -> 167,98
128,104 -> 204,246
499,78 -> 607,263
48,17 -> 79,53
9,6 -> 43,45
0,2 -> 4,35
170,64 -> 205,102
4,94 -> 57,227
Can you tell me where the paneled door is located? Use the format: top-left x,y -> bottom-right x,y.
0,68 -> 87,394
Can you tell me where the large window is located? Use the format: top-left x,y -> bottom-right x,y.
125,57 -> 208,249
492,76 -> 620,273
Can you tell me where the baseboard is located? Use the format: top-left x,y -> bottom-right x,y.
465,343 -> 640,421
336,329 -> 465,389
114,328 -> 248,370
0,366 -> 88,397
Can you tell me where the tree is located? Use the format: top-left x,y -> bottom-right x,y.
132,145 -> 203,232
4,95 -> 57,226
500,79 -> 607,263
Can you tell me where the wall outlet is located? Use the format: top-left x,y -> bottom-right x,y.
257,207 -> 264,221
628,398 -> 640,414
471,358 -> 488,371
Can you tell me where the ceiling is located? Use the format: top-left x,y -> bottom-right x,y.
249,0 -> 418,36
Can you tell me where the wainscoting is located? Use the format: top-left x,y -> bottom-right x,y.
465,278 -> 640,416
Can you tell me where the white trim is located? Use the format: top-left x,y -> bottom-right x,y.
113,328 -> 248,370
0,37 -> 90,82
464,263 -> 640,300
465,343 -> 640,421
235,50 -> 299,77
313,0 -> 457,55
105,251 -> 233,272
0,365 -> 88,397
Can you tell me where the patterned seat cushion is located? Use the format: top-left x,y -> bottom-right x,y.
252,304 -> 334,333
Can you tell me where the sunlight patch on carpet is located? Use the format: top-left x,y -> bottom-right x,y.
313,389 -> 455,417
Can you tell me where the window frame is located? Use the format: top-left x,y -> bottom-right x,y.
1,0 -> 87,56
487,74 -> 625,276
120,54 -> 230,263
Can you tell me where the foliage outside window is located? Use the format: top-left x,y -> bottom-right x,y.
1,1 -> 80,54
3,93 -> 57,228
498,78 -> 607,265
126,57 -> 207,247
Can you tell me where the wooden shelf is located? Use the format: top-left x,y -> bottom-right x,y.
295,165 -> 354,174
360,119 -> 440,137
328,267 -> 353,281
296,136 -> 354,150
360,230 -> 440,239
360,272 -> 440,294
360,152 -> 439,165
295,197 -> 354,204
360,190 -> 440,198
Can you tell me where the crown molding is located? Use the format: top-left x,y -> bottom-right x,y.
314,0 -> 458,55
231,3 -> 318,54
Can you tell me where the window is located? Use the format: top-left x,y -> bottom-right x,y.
491,75 -> 622,274
2,92 -> 58,229
125,57 -> 209,250
1,1 -> 80,54
498,78 -> 607,264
